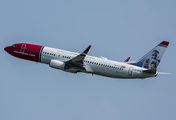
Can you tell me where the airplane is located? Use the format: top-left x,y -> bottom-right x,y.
4,41 -> 169,79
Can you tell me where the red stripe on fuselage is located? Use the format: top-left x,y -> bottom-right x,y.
4,43 -> 43,62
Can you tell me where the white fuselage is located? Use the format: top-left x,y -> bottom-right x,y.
40,46 -> 156,79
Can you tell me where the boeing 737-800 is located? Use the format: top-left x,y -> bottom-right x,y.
4,41 -> 169,79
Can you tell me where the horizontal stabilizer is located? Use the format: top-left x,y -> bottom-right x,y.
143,69 -> 156,74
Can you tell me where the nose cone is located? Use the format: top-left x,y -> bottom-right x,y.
4,46 -> 9,52
4,46 -> 12,54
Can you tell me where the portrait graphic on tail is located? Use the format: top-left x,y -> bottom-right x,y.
129,41 -> 169,70
143,50 -> 160,69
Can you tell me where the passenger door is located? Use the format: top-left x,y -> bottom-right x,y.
128,67 -> 133,76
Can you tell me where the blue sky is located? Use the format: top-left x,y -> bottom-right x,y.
1,0 -> 176,120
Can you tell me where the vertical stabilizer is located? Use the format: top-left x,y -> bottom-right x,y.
129,41 -> 169,69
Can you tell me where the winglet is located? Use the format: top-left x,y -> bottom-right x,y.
124,57 -> 130,62
83,45 -> 91,54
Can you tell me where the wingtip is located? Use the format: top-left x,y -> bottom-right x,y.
160,41 -> 169,46
83,45 -> 91,54
124,57 -> 130,62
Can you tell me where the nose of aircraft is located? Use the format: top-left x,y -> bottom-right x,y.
4,46 -> 11,53
4,46 -> 8,52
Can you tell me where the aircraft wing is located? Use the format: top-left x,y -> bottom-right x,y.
65,45 -> 91,70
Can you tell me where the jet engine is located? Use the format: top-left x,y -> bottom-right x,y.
49,59 -> 67,70
49,59 -> 78,73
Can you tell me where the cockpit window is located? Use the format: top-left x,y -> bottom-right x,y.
12,45 -> 16,47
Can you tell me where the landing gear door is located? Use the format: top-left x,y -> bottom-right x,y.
128,67 -> 133,76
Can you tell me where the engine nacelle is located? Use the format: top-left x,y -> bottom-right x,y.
49,59 -> 65,70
